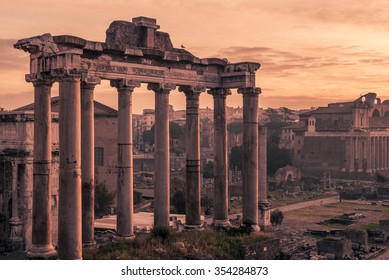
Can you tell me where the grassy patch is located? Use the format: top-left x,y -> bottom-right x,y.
83,229 -> 268,260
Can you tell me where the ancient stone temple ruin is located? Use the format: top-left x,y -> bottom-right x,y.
13,16 -> 269,259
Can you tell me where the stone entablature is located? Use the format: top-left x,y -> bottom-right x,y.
14,17 -> 259,90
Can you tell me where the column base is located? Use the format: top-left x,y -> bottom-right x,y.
212,219 -> 231,229
366,169 -> 372,173
112,235 -> 135,243
27,244 -> 57,260
357,169 -> 363,172
184,224 -> 204,231
341,168 -> 346,172
259,208 -> 271,231
82,240 -> 97,248
246,224 -> 260,232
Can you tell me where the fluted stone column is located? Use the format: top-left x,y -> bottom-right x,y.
357,138 -> 363,172
372,137 -> 376,172
208,88 -> 231,227
179,86 -> 204,227
238,87 -> 261,231
349,137 -> 355,172
58,74 -> 82,260
81,78 -> 100,246
9,162 -> 23,246
111,79 -> 140,241
384,137 -> 388,170
376,137 -> 380,170
258,125 -> 271,230
366,137 -> 372,173
379,137 -> 384,170
27,78 -> 57,259
148,83 -> 175,227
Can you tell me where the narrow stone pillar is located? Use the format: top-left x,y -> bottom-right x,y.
258,125 -> 271,230
179,86 -> 204,227
349,137 -> 355,172
366,137 -> 372,173
9,161 -> 23,247
111,80 -> 140,241
384,137 -> 388,170
376,137 -> 379,170
357,138 -> 363,172
372,137 -> 376,172
27,78 -> 57,259
81,78 -> 100,246
58,74 -> 82,260
148,83 -> 175,227
238,87 -> 261,231
379,137 -> 384,170
208,88 -> 231,227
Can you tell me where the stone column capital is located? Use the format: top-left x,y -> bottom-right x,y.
110,79 -> 141,92
207,88 -> 232,96
179,85 -> 205,96
81,76 -> 101,90
26,74 -> 56,87
50,68 -> 84,82
147,82 -> 176,93
237,87 -> 261,95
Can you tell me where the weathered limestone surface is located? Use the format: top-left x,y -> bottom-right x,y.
149,83 -> 175,227
13,17 -> 261,258
58,76 -> 82,260
239,87 -> 261,231
180,86 -> 203,227
209,88 -> 231,227
112,79 -> 139,240
258,125 -> 271,230
27,78 -> 57,259
81,78 -> 100,246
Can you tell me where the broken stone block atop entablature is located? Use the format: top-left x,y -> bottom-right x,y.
105,17 -> 193,57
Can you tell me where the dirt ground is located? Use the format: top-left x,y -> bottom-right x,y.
275,201 -> 389,259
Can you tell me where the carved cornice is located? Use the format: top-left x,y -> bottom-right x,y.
207,88 -> 232,96
237,87 -> 261,96
147,83 -> 176,94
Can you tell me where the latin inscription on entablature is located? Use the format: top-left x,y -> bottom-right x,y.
96,64 -> 128,73
131,67 -> 165,77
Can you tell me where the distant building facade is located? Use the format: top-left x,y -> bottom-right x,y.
293,93 -> 389,179
0,98 -> 118,250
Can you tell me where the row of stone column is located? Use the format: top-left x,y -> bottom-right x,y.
347,136 -> 389,173
27,74 -> 264,259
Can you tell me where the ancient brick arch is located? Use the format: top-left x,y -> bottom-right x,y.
14,17 -> 268,259
372,109 -> 381,117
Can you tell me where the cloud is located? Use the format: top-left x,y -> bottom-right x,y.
0,39 -> 29,71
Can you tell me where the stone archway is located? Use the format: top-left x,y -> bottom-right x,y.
372,109 -> 380,117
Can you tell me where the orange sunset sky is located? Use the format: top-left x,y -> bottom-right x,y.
1,0 -> 389,114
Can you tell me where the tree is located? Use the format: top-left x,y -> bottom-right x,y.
270,209 -> 284,226
267,142 -> 292,176
142,128 -> 154,145
230,145 -> 243,170
171,190 -> 186,214
94,182 -> 115,218
170,122 -> 185,139
228,122 -> 244,147
202,161 -> 214,178
280,107 -> 294,121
